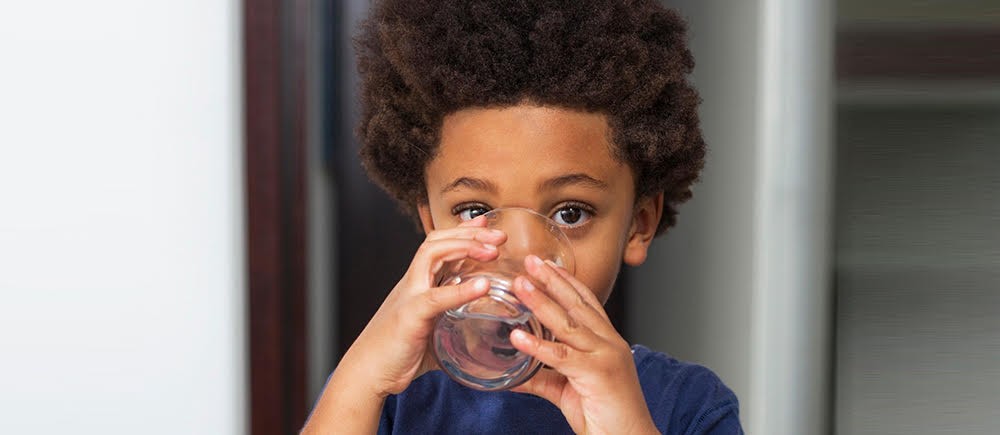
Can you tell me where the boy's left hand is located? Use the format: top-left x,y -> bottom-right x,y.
509,255 -> 660,435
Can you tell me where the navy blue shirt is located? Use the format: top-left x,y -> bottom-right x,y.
379,345 -> 743,434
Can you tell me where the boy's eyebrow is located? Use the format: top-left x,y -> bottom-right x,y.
440,177 -> 498,194
541,173 -> 609,191
440,173 -> 608,194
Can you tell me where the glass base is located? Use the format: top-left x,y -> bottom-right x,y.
432,276 -> 548,391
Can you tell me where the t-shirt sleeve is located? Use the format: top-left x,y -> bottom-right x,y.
684,395 -> 742,435
635,347 -> 744,435
676,366 -> 742,435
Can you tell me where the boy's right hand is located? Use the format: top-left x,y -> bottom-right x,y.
333,214 -> 505,398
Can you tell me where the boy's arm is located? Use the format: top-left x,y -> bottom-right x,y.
300,216 -> 501,433
301,354 -> 385,434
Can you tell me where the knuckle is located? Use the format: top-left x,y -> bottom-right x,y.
563,314 -> 580,333
547,312 -> 580,342
550,343 -> 570,361
534,275 -> 554,294
567,300 -> 591,321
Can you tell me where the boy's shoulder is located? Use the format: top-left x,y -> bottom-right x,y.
631,344 -> 743,434
631,343 -> 732,394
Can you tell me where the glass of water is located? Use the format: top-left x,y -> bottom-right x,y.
432,207 -> 575,391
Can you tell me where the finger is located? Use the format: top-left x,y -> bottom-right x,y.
509,368 -> 567,405
521,256 -> 610,334
415,277 -> 490,320
512,276 -> 602,352
509,328 -> 588,376
545,260 -> 610,322
424,223 -> 506,245
412,238 -> 500,284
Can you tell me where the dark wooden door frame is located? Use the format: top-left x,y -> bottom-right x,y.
244,0 -> 310,433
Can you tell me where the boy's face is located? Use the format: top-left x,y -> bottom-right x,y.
417,104 -> 662,303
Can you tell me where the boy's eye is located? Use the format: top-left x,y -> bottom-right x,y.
552,206 -> 591,227
456,205 -> 491,221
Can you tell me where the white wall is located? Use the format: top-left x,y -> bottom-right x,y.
630,1 -> 834,433
630,0 -> 762,410
0,1 -> 245,434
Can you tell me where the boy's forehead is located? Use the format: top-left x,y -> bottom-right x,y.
429,105 -> 628,189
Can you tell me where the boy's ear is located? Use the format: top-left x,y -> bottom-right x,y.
417,203 -> 435,234
623,193 -> 663,266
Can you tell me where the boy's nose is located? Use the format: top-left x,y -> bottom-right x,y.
492,209 -> 553,259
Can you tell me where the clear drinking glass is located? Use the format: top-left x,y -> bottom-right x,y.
432,207 -> 575,391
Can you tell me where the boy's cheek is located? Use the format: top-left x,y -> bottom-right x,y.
573,263 -> 618,304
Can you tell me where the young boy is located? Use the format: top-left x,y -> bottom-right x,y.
304,0 -> 742,433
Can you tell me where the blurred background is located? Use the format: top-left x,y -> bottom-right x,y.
0,0 -> 996,434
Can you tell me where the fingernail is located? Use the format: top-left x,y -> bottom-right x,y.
472,278 -> 489,291
489,229 -> 504,236
521,278 -> 535,292
510,329 -> 527,341
483,244 -> 497,251
529,255 -> 544,267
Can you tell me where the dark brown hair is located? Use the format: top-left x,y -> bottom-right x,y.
356,0 -> 705,235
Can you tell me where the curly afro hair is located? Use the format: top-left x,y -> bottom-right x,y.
356,0 -> 705,236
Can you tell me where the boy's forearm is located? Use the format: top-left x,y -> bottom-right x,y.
301,363 -> 386,434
